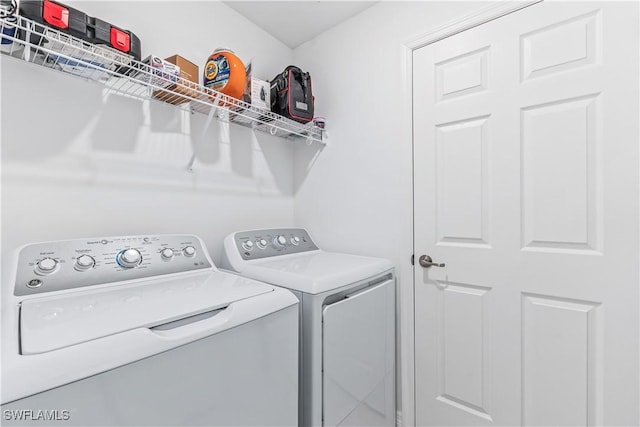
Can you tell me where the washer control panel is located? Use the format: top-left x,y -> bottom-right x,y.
14,235 -> 212,296
233,228 -> 318,261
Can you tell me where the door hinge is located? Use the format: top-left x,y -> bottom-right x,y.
410,254 -> 414,265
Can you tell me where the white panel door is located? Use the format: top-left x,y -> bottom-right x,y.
413,2 -> 639,426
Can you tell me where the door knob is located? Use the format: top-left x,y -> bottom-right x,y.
419,255 -> 445,268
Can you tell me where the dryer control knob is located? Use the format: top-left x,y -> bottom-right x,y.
273,235 -> 287,248
74,255 -> 95,271
117,249 -> 142,268
160,248 -> 175,260
35,257 -> 58,275
242,240 -> 254,251
257,239 -> 267,250
290,236 -> 301,246
183,246 -> 196,257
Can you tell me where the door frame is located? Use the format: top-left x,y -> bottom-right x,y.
400,2 -> 541,425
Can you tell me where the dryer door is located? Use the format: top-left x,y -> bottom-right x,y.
322,279 -> 395,427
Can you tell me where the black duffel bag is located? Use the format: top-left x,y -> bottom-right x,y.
270,65 -> 314,123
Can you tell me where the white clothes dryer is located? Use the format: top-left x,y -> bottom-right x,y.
1,234 -> 298,426
221,228 -> 395,427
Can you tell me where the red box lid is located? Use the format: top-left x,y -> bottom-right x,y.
110,27 -> 130,53
43,0 -> 69,29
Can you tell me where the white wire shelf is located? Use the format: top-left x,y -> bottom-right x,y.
0,14 -> 325,144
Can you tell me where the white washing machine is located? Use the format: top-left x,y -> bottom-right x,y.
1,234 -> 298,426
221,228 -> 395,427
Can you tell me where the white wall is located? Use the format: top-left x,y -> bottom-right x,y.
291,2 -> 491,423
1,1 -> 296,277
293,1 -> 492,255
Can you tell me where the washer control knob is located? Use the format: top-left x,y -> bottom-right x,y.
160,248 -> 175,260
27,279 -> 43,288
257,239 -> 267,250
273,235 -> 287,248
117,249 -> 142,268
35,257 -> 58,275
242,240 -> 254,251
290,236 -> 301,246
183,246 -> 196,257
74,254 -> 95,271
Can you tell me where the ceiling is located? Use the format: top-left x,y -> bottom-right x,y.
223,1 -> 378,49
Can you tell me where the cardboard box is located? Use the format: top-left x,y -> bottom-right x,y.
153,55 -> 200,105
240,61 -> 270,110
250,78 -> 271,110
138,55 -> 180,88
232,78 -> 271,124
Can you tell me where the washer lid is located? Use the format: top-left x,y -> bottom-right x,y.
235,251 -> 394,294
20,271 -> 274,354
